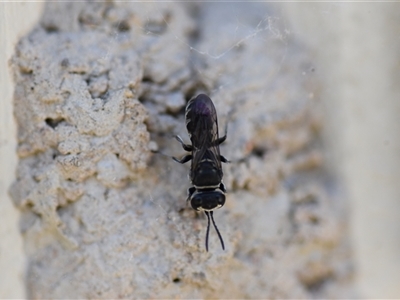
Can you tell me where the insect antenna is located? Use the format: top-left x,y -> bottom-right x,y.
204,211 -> 225,251
210,211 -> 225,250
205,211 -> 211,252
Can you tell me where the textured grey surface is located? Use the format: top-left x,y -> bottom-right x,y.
10,2 -> 352,298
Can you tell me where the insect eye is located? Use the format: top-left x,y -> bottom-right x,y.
191,196 -> 203,211
217,195 -> 225,206
190,191 -> 225,211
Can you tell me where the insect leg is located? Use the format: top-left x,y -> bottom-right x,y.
172,155 -> 192,164
220,155 -> 230,163
219,182 -> 226,193
186,186 -> 196,201
216,134 -> 227,145
175,135 -> 193,152
216,121 -> 228,145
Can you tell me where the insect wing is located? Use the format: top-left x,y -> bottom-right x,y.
186,95 -> 222,173
186,94 -> 219,147
191,140 -> 222,176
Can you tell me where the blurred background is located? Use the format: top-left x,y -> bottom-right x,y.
283,3 -> 400,297
1,2 -> 399,298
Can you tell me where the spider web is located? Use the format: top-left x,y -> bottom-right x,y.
95,3 -> 295,106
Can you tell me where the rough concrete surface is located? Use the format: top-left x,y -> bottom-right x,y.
10,2 -> 352,298
0,2 -> 44,298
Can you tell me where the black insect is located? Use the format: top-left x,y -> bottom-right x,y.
173,94 -> 229,251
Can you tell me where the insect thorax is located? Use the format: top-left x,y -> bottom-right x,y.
191,161 -> 223,187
